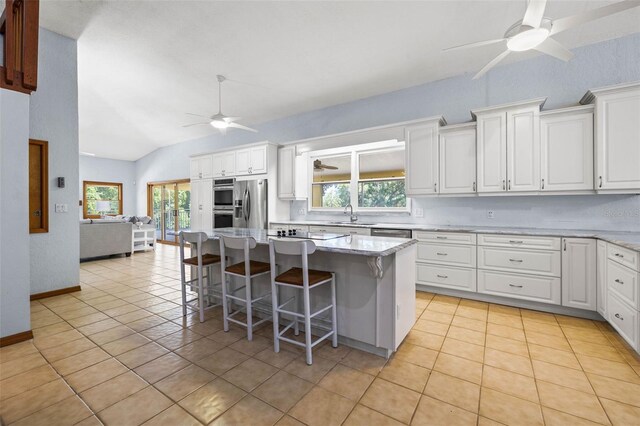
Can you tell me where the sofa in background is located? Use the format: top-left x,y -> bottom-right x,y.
80,216 -> 155,260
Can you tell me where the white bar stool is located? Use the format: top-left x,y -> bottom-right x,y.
220,236 -> 272,341
268,238 -> 337,365
179,231 -> 222,323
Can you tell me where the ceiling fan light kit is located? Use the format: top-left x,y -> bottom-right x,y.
444,0 -> 640,79
182,74 -> 258,134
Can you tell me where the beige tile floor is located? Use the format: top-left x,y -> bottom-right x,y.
1,244 -> 640,425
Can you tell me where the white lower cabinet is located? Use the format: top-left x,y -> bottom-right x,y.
561,238 -> 597,311
414,231 -> 476,293
309,225 -> 371,236
478,269 -> 561,305
478,246 -> 561,277
416,263 -> 476,292
597,240 -> 608,317
190,179 -> 213,231
607,291 -> 639,351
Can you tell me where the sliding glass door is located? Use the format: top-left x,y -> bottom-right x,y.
148,180 -> 190,244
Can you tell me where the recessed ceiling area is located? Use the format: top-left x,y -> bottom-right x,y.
39,1 -> 640,161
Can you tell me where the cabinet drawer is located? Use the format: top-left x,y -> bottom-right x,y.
416,263 -> 476,292
478,270 -> 561,305
608,244 -> 640,272
607,259 -> 639,309
413,231 -> 476,245
416,243 -> 476,268
607,292 -> 638,351
478,246 -> 561,277
478,234 -> 561,251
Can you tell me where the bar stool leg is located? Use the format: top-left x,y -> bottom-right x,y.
271,283 -> 280,353
294,302 -> 300,336
303,286 -> 313,365
197,264 -> 205,323
180,263 -> 187,317
221,270 -> 230,332
245,273 -> 253,341
331,274 -> 338,348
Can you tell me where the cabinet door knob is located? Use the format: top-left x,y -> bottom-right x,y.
502,179 -> 506,190
473,181 -> 476,192
436,252 -> 448,256
509,284 -> 523,288
541,178 -> 545,190
436,274 -> 448,279
615,279 -> 624,285
615,313 -> 624,321
599,176 -> 603,188
508,179 -> 511,190
509,258 -> 523,263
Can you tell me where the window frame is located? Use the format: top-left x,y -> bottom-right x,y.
83,180 -> 123,219
308,140 -> 409,213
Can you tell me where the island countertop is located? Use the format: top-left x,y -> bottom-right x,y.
204,228 -> 417,257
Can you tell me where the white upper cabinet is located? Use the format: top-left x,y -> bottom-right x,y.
473,99 -> 545,193
278,146 -> 308,200
405,117 -> 445,196
562,238 -> 597,311
507,106 -> 540,192
190,178 -> 212,231
540,106 -> 594,192
236,145 -> 267,176
439,123 -> 476,194
190,154 -> 213,180
476,111 -> 507,192
212,151 -> 236,177
582,83 -> 640,192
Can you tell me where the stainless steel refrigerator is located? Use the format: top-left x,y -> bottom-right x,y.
233,179 -> 268,229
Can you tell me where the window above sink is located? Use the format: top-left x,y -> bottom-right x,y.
308,140 -> 409,213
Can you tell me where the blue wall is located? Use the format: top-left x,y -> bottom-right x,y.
30,28 -> 80,294
79,156 -> 138,218
135,33 -> 640,230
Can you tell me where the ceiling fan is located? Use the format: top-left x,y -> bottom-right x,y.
444,0 -> 640,79
314,159 -> 339,170
183,75 -> 257,135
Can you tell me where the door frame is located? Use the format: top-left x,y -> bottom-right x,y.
147,179 -> 190,245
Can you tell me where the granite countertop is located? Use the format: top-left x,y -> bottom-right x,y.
272,220 -> 640,252
205,228 -> 417,257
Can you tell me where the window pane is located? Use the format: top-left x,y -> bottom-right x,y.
84,182 -> 122,217
358,179 -> 406,208
358,149 -> 406,208
312,155 -> 351,208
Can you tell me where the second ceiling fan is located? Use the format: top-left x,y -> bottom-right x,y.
444,0 -> 640,79
183,75 -> 257,135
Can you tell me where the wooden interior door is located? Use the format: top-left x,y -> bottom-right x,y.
29,139 -> 48,233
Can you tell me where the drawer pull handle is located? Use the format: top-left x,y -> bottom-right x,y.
509,258 -> 523,263
436,236 -> 448,239
614,253 -> 624,258
614,279 -> 624,285
509,240 -> 523,244
437,274 -> 448,279
615,313 -> 624,321
436,252 -> 448,256
509,284 -> 523,288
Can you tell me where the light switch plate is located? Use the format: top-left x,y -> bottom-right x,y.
55,204 -> 68,213
487,210 -> 495,219
414,208 -> 424,218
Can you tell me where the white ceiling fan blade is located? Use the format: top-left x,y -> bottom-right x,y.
182,122 -> 210,127
228,122 -> 258,133
473,50 -> 511,80
185,113 -> 211,118
551,0 -> 640,35
522,0 -> 548,28
534,37 -> 574,61
443,38 -> 506,52
223,116 -> 241,123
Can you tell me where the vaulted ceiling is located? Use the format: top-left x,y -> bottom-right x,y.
39,1 -> 640,160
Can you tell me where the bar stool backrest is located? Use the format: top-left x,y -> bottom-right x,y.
179,231 -> 208,266
220,236 -> 258,276
269,239 -> 317,288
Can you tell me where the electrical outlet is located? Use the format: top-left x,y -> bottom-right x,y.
487,210 -> 495,219
414,208 -> 424,218
298,208 -> 306,215
55,204 -> 66,213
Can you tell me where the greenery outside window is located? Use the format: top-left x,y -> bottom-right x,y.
83,181 -> 123,219
309,141 -> 408,212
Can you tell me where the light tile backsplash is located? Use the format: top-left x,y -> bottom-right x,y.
290,194 -> 640,232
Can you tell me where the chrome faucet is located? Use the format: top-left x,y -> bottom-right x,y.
344,204 -> 358,223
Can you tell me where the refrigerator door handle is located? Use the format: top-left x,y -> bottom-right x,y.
243,188 -> 249,222
246,189 -> 252,223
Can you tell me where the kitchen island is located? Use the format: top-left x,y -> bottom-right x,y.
201,228 -> 417,358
